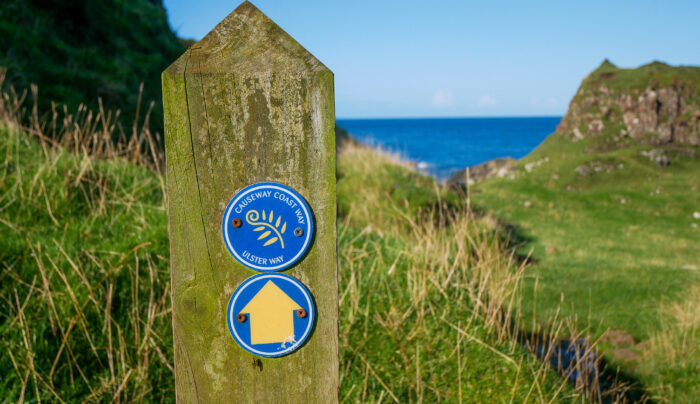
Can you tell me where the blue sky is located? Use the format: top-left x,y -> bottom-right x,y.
163,0 -> 700,119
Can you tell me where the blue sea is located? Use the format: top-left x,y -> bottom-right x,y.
336,117 -> 561,180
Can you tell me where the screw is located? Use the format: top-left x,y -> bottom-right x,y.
296,308 -> 307,318
294,227 -> 304,237
232,218 -> 242,228
236,313 -> 247,323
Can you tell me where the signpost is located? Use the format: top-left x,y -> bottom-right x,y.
162,1 -> 338,402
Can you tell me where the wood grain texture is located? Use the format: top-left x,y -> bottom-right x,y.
162,2 -> 338,402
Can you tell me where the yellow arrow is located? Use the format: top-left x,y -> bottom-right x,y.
240,280 -> 302,345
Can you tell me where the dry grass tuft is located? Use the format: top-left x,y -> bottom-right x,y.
641,287 -> 700,403
0,67 -> 164,173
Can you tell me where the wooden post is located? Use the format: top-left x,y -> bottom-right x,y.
161,2 -> 338,402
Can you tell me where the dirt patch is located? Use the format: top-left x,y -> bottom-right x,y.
611,348 -> 641,363
600,329 -> 637,348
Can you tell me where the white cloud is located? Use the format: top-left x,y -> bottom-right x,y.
478,95 -> 497,107
432,90 -> 453,107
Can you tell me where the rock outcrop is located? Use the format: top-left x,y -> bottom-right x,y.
556,60 -> 700,146
446,157 -> 516,188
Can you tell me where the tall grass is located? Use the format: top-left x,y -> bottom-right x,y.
0,123 -> 172,401
0,67 -> 164,173
641,287 -> 700,402
0,73 -> 635,402
1,71 -> 172,401
336,143 -> 647,403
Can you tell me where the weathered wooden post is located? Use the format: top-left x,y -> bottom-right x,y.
161,2 -> 338,402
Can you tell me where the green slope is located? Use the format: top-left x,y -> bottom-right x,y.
472,64 -> 700,402
0,124 -> 583,402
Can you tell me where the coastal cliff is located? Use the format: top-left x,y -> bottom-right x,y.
557,60 -> 700,146
448,60 -> 700,188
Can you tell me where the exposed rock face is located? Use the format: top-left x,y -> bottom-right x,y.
446,157 -> 516,188
557,61 -> 700,146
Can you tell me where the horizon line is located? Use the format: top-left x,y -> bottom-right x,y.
336,115 -> 563,120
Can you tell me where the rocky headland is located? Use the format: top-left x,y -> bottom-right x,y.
448,60 -> 700,188
557,60 -> 699,146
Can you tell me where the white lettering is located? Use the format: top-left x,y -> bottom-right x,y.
242,250 -> 269,265
273,192 -> 298,209
235,190 -> 272,213
295,208 -> 305,225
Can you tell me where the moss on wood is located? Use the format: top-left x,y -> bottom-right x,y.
163,2 -> 338,402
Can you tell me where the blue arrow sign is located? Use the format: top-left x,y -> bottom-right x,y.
227,273 -> 315,357
222,182 -> 314,271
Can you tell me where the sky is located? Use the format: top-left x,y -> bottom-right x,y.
163,0 -> 700,119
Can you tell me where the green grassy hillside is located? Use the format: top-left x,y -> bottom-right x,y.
472,63 -> 700,402
0,120 -> 587,402
0,0 -> 185,133
581,59 -> 700,95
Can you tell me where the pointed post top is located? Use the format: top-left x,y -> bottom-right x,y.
165,1 -> 329,75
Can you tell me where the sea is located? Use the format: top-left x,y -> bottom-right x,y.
336,117 -> 562,181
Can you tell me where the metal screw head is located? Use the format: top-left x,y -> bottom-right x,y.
236,313 -> 247,323
294,227 -> 304,237
232,218 -> 242,228
296,308 -> 307,318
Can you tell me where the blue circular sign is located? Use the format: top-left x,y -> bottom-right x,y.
227,273 -> 315,357
222,182 -> 313,271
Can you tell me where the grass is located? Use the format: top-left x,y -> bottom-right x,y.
0,118 -> 173,401
582,60 -> 700,100
337,143 -> 587,402
642,286 -> 700,402
471,130 -> 700,402
0,83 -> 597,402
